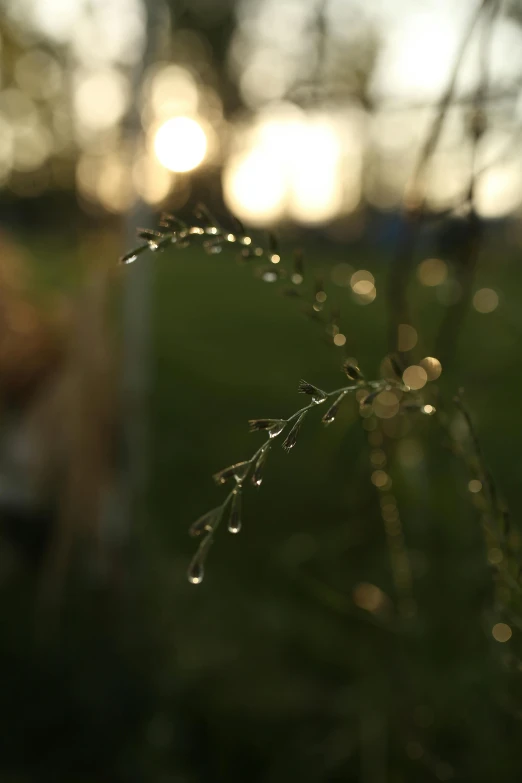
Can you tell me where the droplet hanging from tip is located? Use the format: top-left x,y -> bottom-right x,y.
282,412 -> 307,452
252,442 -> 271,487
188,562 -> 204,584
228,488 -> 242,534
322,392 -> 348,425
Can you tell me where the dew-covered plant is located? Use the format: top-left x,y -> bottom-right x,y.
187,358 -> 436,584
121,207 -> 510,597
121,204 -> 344,348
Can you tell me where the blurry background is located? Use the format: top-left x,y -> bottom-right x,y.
0,0 -> 522,781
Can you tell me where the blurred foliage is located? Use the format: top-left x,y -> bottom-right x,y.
0,224 -> 520,780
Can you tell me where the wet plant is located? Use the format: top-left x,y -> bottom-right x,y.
186,362 -> 436,584
121,204 -> 345,349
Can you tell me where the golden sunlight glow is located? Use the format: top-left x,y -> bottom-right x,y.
132,152 -> 173,204
288,120 -> 343,223
224,148 -> 287,225
148,65 -> 199,121
154,117 -> 207,173
96,154 -> 135,213
476,164 -> 522,219
74,69 -> 129,131
223,107 -> 352,226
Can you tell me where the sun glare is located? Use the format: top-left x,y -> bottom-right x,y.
154,117 -> 207,173
223,108 -> 349,225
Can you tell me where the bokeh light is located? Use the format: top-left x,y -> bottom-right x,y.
402,365 -> 428,390
417,259 -> 448,287
420,357 -> 442,381
473,288 -> 499,313
153,117 -> 208,174
492,623 -> 512,643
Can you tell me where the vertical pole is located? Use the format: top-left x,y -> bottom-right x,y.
121,0 -> 170,530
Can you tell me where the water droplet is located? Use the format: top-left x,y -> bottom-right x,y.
268,421 -> 286,438
298,380 -> 327,404
252,442 -> 271,487
228,489 -> 242,534
189,508 -> 220,537
213,461 -> 250,486
187,561 -> 204,584
322,392 -> 347,425
282,412 -> 306,452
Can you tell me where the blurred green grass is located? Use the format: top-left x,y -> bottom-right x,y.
6,227 -> 522,782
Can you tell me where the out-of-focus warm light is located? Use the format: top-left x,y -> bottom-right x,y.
350,270 -> 376,304
492,622 -> 512,643
417,258 -> 448,286
96,154 -> 135,212
132,152 -> 173,204
74,69 -> 130,131
148,65 -> 199,121
353,582 -> 387,613
333,333 -> 346,347
288,120 -> 343,223
476,164 -> 522,218
223,106 -> 357,226
15,49 -> 63,100
353,284 -> 377,305
154,117 -> 207,173
13,125 -> 52,171
403,365 -> 427,390
374,11 -> 457,101
351,270 -> 374,287
371,470 -> 390,489
373,390 -> 400,420
473,288 -> 499,313
224,148 -> 287,225
420,356 -> 442,380
370,449 -> 386,467
468,480 -> 482,494
398,324 -> 418,352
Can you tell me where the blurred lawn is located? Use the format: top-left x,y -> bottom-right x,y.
5,226 -> 522,782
